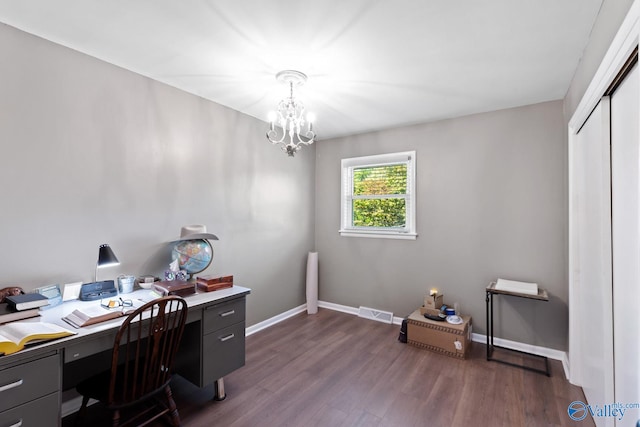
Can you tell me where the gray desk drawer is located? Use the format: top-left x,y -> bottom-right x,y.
0,392 -> 58,427
203,298 -> 245,334
64,333 -> 114,363
0,354 -> 59,413
203,322 -> 245,383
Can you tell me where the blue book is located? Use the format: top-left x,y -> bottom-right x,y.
6,293 -> 49,311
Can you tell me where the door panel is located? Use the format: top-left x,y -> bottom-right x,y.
571,98 -> 615,427
611,62 -> 640,427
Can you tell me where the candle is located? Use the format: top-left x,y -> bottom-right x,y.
430,288 -> 437,296
307,113 -> 315,132
268,112 -> 276,131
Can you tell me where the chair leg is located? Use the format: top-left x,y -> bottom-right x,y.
164,384 -> 181,427
75,396 -> 90,427
112,408 -> 120,427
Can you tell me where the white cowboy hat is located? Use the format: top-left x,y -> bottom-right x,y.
173,224 -> 219,241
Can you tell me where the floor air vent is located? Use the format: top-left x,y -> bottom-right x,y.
357,306 -> 393,324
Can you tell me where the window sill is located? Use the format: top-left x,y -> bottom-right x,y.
339,229 -> 417,240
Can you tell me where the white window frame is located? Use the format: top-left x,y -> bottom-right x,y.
340,151 -> 417,240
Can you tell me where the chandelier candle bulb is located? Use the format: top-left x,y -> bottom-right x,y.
268,111 -> 276,131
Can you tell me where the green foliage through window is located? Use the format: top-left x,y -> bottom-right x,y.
352,164 -> 407,228
353,164 -> 407,195
353,199 -> 406,227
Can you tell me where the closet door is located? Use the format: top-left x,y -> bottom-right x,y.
611,62 -> 640,416
570,98 -> 614,426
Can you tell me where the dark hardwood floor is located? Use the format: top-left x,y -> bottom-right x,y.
65,308 -> 593,427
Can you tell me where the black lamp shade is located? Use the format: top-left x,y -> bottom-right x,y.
97,244 -> 119,268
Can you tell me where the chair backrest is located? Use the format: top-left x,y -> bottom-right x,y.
107,296 -> 188,406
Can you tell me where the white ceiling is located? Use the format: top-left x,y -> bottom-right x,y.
0,0 -> 603,140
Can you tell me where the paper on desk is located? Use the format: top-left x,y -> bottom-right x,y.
495,278 -> 538,295
136,290 -> 163,304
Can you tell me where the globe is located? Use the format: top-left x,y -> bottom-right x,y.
171,239 -> 213,275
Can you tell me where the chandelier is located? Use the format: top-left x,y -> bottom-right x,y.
266,70 -> 316,157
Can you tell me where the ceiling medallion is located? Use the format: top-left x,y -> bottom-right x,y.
266,70 -> 316,157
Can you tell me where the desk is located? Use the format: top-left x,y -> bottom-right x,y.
0,285 -> 250,426
485,282 -> 549,376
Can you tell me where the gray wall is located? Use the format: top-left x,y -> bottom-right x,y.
0,23 -> 316,327
316,101 -> 567,350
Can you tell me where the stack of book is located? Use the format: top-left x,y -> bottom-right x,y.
0,293 -> 49,324
195,275 -> 233,292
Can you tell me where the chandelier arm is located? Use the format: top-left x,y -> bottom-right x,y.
266,129 -> 287,144
295,131 -> 316,145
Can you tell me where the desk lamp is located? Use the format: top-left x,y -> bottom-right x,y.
95,244 -> 119,281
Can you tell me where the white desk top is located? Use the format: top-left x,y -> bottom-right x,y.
0,285 -> 251,364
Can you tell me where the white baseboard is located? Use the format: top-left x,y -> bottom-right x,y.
317,300 -> 358,315
562,351 -> 570,380
245,304 -> 307,336
470,333 -> 566,361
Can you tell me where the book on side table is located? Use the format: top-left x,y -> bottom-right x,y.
0,321 -> 75,355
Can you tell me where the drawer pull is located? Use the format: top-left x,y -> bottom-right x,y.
9,419 -> 23,427
220,333 -> 235,342
219,310 -> 235,317
0,379 -> 23,393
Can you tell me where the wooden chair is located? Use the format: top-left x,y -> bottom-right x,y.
75,296 -> 188,427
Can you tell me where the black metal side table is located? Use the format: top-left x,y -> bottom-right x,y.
485,281 -> 550,376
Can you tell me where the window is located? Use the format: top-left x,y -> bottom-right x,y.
340,151 -> 416,239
